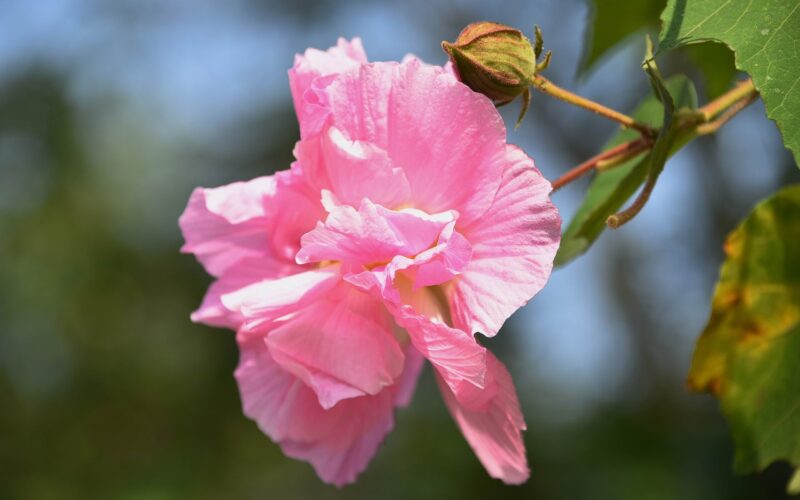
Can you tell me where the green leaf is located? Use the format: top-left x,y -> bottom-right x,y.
659,0 -> 800,166
581,0 -> 664,72
555,75 -> 697,265
688,185 -> 800,480
684,41 -> 737,99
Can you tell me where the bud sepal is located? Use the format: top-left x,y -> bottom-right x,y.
442,22 -> 538,126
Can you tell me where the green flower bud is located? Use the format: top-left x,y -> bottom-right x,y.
442,22 -> 536,124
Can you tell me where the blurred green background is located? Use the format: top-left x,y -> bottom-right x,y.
1,1 -> 799,499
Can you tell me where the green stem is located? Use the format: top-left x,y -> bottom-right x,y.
552,78 -> 760,193
551,137 -> 652,191
606,171 -> 658,228
698,79 -> 757,122
531,74 -> 658,138
696,91 -> 758,135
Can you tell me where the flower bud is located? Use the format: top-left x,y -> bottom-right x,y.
442,22 -> 536,105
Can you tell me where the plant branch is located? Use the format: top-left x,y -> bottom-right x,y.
551,79 -> 760,193
551,137 -> 652,191
531,74 -> 658,138
696,91 -> 759,135
698,78 -> 757,122
606,173 -> 658,228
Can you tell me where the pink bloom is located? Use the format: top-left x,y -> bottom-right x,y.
179,38 -> 561,486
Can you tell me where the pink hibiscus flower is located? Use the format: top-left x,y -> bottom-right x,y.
179,37 -> 561,486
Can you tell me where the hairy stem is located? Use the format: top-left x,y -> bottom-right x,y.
696,91 -> 759,135
698,79 -> 757,122
551,79 -> 760,192
531,74 -> 658,138
551,137 -> 652,191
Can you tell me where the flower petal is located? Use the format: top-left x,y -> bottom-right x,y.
221,267 -> 341,333
280,415 -> 393,487
290,38 -> 367,139
393,304 -> 486,395
265,284 -> 406,409
436,351 -> 529,484
326,59 -> 507,225
394,345 -> 425,408
179,170 -> 324,277
319,126 -> 411,207
395,221 -> 472,290
345,261 -> 485,396
191,257 -> 293,329
296,199 -> 456,267
262,168 -> 327,263
192,278 -> 243,329
450,145 -> 561,337
179,177 -> 274,277
235,335 -> 397,486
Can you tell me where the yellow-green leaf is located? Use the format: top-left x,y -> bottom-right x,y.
689,184 -> 800,478
789,468 -> 800,495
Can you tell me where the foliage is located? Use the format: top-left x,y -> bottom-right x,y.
581,0 -> 663,71
688,185 -> 800,485
556,76 -> 697,265
683,41 -> 737,99
584,0 -> 737,99
577,1 -> 800,490
659,0 -> 800,166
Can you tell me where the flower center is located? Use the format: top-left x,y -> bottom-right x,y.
296,197 -> 472,292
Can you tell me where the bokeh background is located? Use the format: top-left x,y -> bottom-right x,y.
2,1 -> 799,499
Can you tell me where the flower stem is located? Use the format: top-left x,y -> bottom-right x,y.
551,137 -> 652,191
551,79 -> 760,193
531,74 -> 658,138
696,91 -> 758,135
698,79 -> 757,122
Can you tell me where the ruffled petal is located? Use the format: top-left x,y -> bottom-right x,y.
221,267 -> 341,334
192,278 -> 244,329
393,303 -> 486,395
296,199 -> 457,268
325,59 -> 507,225
280,413 -> 393,487
450,145 -> 561,337
289,38 -> 367,138
191,257 -> 294,329
179,170 -> 324,277
179,177 -> 274,277
391,221 -> 472,290
319,126 -> 411,208
262,168 -> 327,263
337,247 -> 485,397
436,351 -> 529,484
264,284 -> 406,409
235,335 -> 397,486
